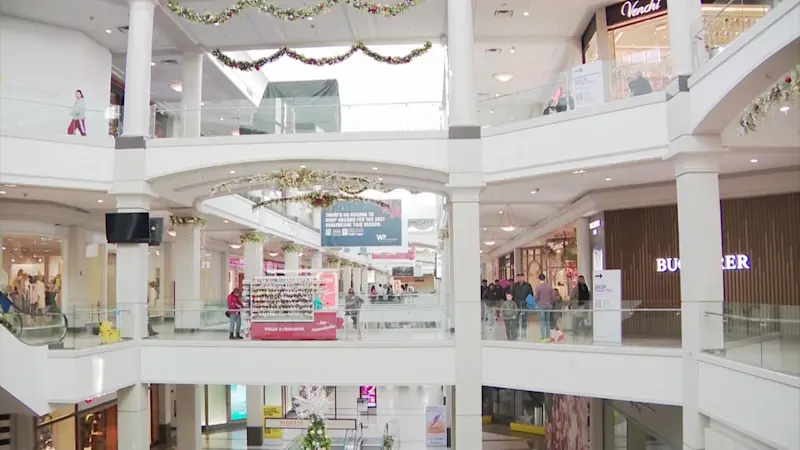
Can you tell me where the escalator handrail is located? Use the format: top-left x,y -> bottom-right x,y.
0,291 -> 68,345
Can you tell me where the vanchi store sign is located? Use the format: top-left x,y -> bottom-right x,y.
656,254 -> 751,273
606,0 -> 668,28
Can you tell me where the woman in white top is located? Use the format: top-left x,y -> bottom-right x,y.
67,89 -> 87,136
32,275 -> 46,313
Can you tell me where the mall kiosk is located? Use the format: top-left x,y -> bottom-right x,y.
242,270 -> 339,340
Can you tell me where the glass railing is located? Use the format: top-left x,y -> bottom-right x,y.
146,306 -> 452,342
702,307 -> 799,375
61,307 -> 132,349
154,100 -> 445,137
482,306 -> 682,347
0,97 -> 118,138
691,0 -> 772,70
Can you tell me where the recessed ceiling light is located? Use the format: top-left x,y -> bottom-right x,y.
377,177 -> 383,181
3,184 -> 15,188
298,252 -> 304,257
224,220 -> 229,223
151,62 -> 156,66
750,159 -> 759,163
572,170 -> 586,174
779,106 -> 790,112
1,246 -> 4,250
484,240 -> 496,246
97,199 -> 104,203
229,170 -> 236,174
300,164 -> 306,168
509,47 -> 516,54
498,210 -> 503,214
0,191 -> 6,195
268,251 -> 279,257
480,250 -> 484,254
523,11 -> 530,16
483,227 -> 487,231
372,167 -> 378,171
105,29 -> 112,34
489,109 -> 494,114
229,243 -> 242,249
167,229 -> 177,237
307,17 -> 313,21
219,117 -> 224,121
530,189 -> 539,194
230,130 -> 239,136
169,81 -> 183,92
605,177 -> 612,181
493,72 -> 514,82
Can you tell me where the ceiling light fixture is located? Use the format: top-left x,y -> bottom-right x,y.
105,29 -> 112,34
750,158 -> 759,163
229,170 -> 236,174
484,240 -> 496,246
224,220 -> 229,223
377,177 -> 383,181
498,210 -> 503,214
298,252 -> 304,257
530,188 -> 540,194
268,251 -> 279,257
493,72 -> 515,82
779,106 -> 790,112
489,109 -> 494,114
3,184 -> 16,187
229,243 -> 242,249
97,199 -> 104,203
166,229 -> 177,237
0,191 -> 6,195
572,169 -> 586,174
523,11 -> 530,16
605,177 -> 612,181
509,47 -> 516,54
169,81 -> 183,92
499,204 -> 519,232
372,167 -> 378,171
151,62 -> 156,66
300,164 -> 306,168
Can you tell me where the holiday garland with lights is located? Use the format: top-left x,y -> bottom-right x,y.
280,243 -> 304,253
211,168 -> 380,196
167,0 -> 423,24
739,64 -> 800,135
211,41 -> 432,70
170,215 -> 207,227
240,233 -> 265,244
252,191 -> 389,211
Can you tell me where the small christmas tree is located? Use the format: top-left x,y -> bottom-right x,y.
300,413 -> 332,450
294,386 -> 333,450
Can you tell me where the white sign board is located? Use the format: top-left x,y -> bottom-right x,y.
425,405 -> 447,447
592,269 -> 622,345
571,60 -> 607,109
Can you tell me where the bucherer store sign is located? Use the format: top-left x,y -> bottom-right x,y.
656,254 -> 751,273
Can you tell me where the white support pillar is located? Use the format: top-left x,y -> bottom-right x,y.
353,266 -> 363,293
121,0 -> 155,137
118,384 -> 150,450
576,217 -> 592,288
173,226 -> 202,330
361,267 -> 369,293
311,252 -> 323,270
342,266 -> 352,292
674,152 -> 724,450
175,385 -> 201,450
513,248 -> 523,277
63,226 -> 86,323
446,0 -> 477,126
115,195 -> 150,340
181,52 -> 203,138
668,0 -> 704,74
244,241 -> 264,280
246,385 -> 264,446
449,186 -> 483,450
284,251 -> 300,270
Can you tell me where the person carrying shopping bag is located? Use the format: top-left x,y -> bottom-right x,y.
67,90 -> 87,136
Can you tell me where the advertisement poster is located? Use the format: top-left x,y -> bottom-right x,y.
321,199 -> 404,248
317,271 -> 338,308
425,405 -> 447,447
571,60 -> 607,109
359,386 -> 377,408
250,311 -> 338,340
592,269 -> 622,345
230,385 -> 247,420
262,405 -> 283,439
371,246 -> 416,260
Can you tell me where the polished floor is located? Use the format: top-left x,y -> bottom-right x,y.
152,386 -> 540,450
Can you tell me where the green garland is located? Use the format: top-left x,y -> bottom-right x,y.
281,243 -> 304,253
438,228 -> 449,240
300,414 -> 332,450
211,168 -> 380,196
167,0 -> 422,24
211,41 -> 432,70
251,191 -> 388,211
170,215 -> 206,227
383,434 -> 395,449
240,233 -> 265,244
326,256 -> 341,264
739,64 -> 800,135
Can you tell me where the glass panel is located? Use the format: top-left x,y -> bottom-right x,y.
207,385 -> 228,426
230,384 -> 247,420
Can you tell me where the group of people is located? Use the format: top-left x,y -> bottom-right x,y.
481,273 -> 592,342
3,269 -> 59,315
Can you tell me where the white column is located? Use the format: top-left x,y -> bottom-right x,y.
352,266 -> 363,293
449,187 -> 483,450
244,241 -> 264,279
513,248 -> 523,277
285,189 -> 301,220
576,217 -> 592,288
246,385 -> 264,446
668,0 -> 704,74
446,0 -> 477,126
175,385 -> 201,450
118,384 -> 150,450
173,226 -> 202,330
181,52 -> 203,138
116,196 -> 150,340
63,226 -> 86,323
361,267 -> 369,293
311,252 -> 323,270
121,0 -> 155,137
342,266 -> 352,291
590,398 -> 604,450
674,153 -> 724,450
284,251 -> 300,270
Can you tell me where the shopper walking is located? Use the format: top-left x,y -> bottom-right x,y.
67,89 -> 87,136
227,287 -> 244,339
482,282 -> 502,331
569,275 -> 592,334
534,274 -> 556,342
501,292 -> 519,341
511,274 -> 533,339
344,288 -> 363,328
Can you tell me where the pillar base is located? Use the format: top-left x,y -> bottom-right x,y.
246,426 -> 263,446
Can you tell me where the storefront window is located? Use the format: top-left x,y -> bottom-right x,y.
2,235 -> 63,313
583,33 -> 599,63
207,385 -> 229,426
37,406 -> 77,450
230,384 -> 247,420
78,405 -> 117,450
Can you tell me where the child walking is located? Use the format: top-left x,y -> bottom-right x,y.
501,292 -> 519,341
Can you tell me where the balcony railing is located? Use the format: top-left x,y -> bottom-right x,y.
691,0 -> 772,70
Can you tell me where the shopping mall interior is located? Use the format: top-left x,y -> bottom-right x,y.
1,0 -> 799,449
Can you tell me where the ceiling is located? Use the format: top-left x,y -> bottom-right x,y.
2,235 -> 63,263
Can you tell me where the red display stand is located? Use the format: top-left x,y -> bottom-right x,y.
250,312 -> 338,340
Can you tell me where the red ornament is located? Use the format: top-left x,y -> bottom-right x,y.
785,76 -> 792,84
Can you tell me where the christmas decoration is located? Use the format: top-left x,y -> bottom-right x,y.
211,168 -> 381,196
438,229 -> 449,240
739,64 -> 800,135
383,434 -> 395,449
211,41 -> 432,71
281,243 -> 304,253
170,215 -> 206,227
240,233 -> 265,244
252,191 -> 389,211
292,385 -> 333,450
167,0 -> 423,25
326,256 -> 341,264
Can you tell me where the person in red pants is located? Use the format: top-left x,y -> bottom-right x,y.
67,89 -> 86,136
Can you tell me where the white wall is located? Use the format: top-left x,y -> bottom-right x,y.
0,16 -> 112,137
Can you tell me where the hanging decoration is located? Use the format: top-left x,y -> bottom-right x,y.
211,41 -> 432,71
170,215 -> 206,227
281,243 -> 304,253
240,233 -> 265,244
438,228 -> 450,241
407,219 -> 435,230
167,0 -> 423,25
739,64 -> 800,135
252,191 -> 388,211
211,168 -> 380,196
326,256 -> 341,264
292,385 -> 333,450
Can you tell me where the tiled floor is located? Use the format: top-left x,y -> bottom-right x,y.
153,386 -> 539,450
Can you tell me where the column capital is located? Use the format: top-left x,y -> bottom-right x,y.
115,193 -> 156,211
127,0 -> 157,9
447,186 -> 483,203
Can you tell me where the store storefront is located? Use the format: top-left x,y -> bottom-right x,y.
497,253 -> 514,281
600,192 -> 800,336
1,235 -> 63,313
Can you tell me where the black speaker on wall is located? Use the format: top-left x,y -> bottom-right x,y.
105,212 -> 151,244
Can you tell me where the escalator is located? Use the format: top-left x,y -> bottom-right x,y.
0,291 -> 67,346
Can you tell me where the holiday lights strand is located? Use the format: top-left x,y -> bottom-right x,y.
251,191 -> 389,211
211,41 -> 432,70
167,0 -> 423,24
738,64 -> 800,135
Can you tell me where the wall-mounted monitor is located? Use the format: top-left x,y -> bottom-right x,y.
105,212 -> 150,244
